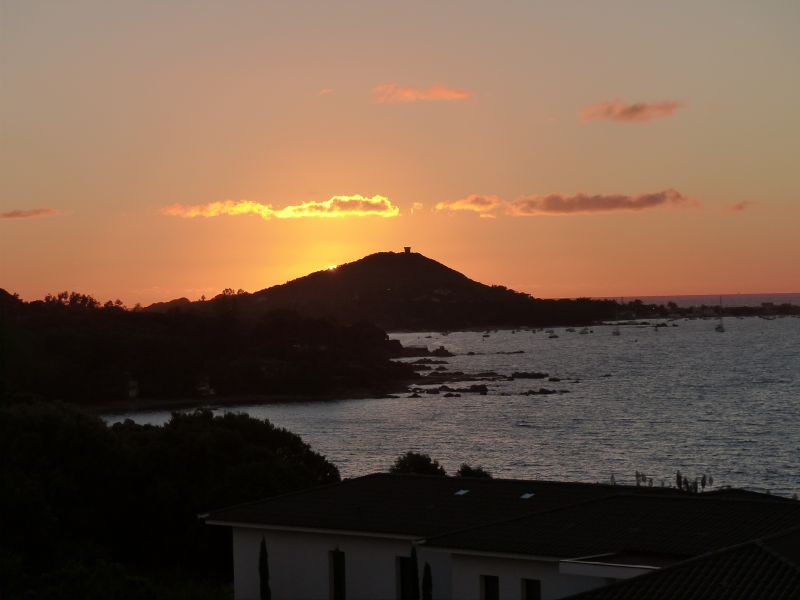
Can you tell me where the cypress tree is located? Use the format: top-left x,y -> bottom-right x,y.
410,546 -> 420,600
422,562 -> 432,600
259,537 -> 271,600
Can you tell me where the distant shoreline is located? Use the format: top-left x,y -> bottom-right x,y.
93,389 -> 404,418
589,292 -> 800,308
93,371 -> 484,418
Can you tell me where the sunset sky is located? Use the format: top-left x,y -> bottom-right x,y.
2,1 -> 799,305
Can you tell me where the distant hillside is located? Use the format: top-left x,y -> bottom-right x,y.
147,251 -> 620,329
2,296 -> 413,405
143,296 -> 192,312
0,288 -> 22,310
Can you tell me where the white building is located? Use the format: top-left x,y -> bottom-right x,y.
204,473 -> 800,600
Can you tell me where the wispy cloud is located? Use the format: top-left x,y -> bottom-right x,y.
318,88 -> 334,96
161,195 -> 400,221
435,194 -> 504,214
725,200 -> 754,212
410,202 -> 424,214
372,83 -> 472,104
581,99 -> 683,123
509,189 -> 694,215
0,207 -> 60,220
433,190 -> 695,217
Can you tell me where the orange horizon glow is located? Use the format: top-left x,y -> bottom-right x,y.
4,237 -> 799,308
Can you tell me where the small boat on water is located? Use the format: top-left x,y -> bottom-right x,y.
715,296 -> 725,332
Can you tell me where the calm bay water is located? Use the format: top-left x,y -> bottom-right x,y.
105,317 -> 800,496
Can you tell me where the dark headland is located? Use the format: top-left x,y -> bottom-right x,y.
0,251 -> 616,412
144,250 -> 621,330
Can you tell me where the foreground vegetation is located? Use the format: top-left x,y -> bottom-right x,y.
0,399 -> 339,599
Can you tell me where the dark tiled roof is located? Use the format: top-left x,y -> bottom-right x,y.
425,493 -> 800,559
561,528 -> 800,600
204,473 -> 686,538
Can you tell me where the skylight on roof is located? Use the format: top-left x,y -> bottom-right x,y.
520,492 -> 535,499
454,489 -> 470,496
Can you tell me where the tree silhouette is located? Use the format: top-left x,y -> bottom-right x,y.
390,452 -> 446,476
422,562 -> 432,600
259,537 -> 271,600
409,546 -> 420,600
456,464 -> 492,478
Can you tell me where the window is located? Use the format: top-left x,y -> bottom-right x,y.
481,575 -> 499,600
521,578 -> 541,600
329,549 -> 346,600
396,556 -> 415,600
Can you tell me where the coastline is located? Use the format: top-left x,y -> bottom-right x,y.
91,369 -> 491,418
91,388 -> 406,417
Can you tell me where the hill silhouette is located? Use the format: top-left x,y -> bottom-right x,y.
148,250 -> 620,329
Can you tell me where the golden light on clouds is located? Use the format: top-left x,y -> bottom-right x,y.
161,195 -> 400,221
372,83 -> 472,104
435,195 -> 503,214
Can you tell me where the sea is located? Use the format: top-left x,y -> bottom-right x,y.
105,316 -> 800,497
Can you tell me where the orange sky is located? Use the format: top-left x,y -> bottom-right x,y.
2,2 -> 799,305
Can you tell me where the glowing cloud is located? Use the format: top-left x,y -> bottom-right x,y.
509,189 -> 694,215
318,88 -> 334,96
372,83 -> 472,104
272,195 -> 399,219
581,99 -> 683,123
161,195 -> 400,221
0,207 -> 60,220
435,194 -> 503,214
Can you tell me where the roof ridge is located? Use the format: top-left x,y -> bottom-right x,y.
201,472 -> 381,517
203,472 -> 796,521
607,490 -> 800,506
376,471 -> 691,491
376,473 -> 793,499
